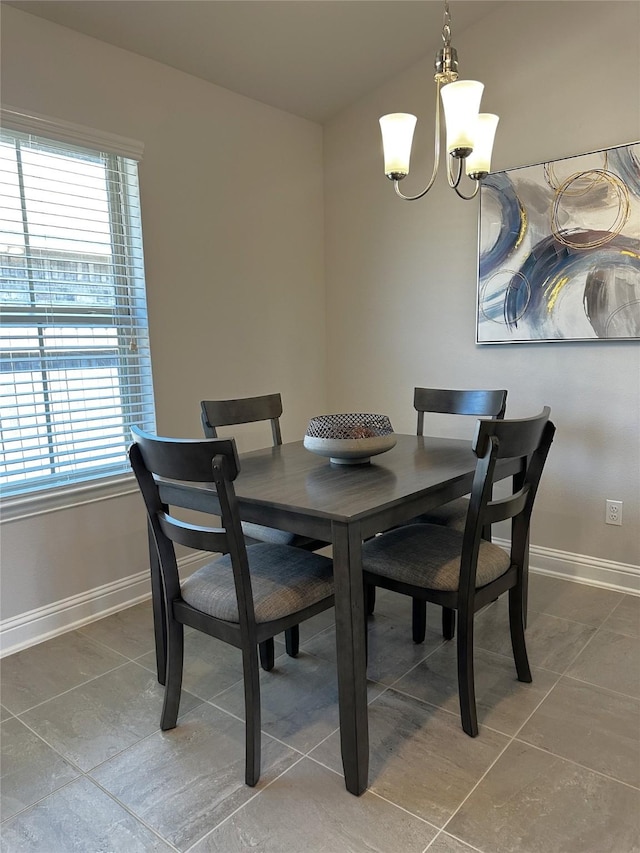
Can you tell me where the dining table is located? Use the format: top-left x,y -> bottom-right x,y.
156,432 -> 522,795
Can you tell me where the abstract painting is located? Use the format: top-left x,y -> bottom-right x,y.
476,142 -> 640,343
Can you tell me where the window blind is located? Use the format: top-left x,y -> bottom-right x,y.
0,119 -> 156,497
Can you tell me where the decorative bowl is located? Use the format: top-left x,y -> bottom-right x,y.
303,413 -> 396,465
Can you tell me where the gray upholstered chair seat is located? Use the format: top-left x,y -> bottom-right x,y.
181,542 -> 333,623
362,523 -> 510,592
412,496 -> 470,532
241,521 -> 318,549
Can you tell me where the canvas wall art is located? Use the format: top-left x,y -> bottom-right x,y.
476,142 -> 640,343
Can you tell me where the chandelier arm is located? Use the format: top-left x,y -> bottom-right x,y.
445,150 -> 480,198
446,155 -> 464,189
452,179 -> 481,200
392,81 -> 443,202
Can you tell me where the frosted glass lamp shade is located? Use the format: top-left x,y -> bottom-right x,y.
440,80 -> 483,156
465,114 -> 499,178
379,113 -> 417,179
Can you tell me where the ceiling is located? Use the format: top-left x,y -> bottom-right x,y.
6,0 -> 505,123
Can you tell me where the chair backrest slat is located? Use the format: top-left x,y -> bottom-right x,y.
414,387 -> 507,436
483,488 -> 529,526
158,514 -> 229,554
201,394 -> 284,446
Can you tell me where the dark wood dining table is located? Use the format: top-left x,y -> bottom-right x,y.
157,433 -> 520,795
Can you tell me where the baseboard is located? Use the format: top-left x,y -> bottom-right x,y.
0,552 -> 208,658
494,538 -> 640,595
2,544 -> 638,657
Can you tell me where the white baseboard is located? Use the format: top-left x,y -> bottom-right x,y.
0,552 -> 208,658
494,538 -> 640,595
2,545 -> 638,658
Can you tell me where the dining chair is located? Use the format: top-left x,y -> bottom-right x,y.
201,393 -> 330,666
367,386 -> 508,643
130,427 -> 334,786
362,407 -> 555,737
413,387 -> 508,526
412,386 -> 508,642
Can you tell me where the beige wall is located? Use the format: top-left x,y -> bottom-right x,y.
0,6 -> 326,625
323,1 -> 640,568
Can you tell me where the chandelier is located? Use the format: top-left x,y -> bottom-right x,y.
379,1 -> 498,201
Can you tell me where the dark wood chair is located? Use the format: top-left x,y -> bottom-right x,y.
411,387 -> 508,642
130,427 -> 334,786
367,387 -> 508,642
362,408 -> 555,737
413,387 -> 508,526
201,393 -> 330,666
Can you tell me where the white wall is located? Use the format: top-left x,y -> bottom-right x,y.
0,6 -> 326,641
324,2 -> 640,577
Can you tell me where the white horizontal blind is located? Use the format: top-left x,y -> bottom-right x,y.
0,121 -> 156,496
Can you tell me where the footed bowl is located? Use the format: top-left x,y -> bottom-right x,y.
303,413 -> 396,465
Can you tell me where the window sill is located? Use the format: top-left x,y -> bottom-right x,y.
1,475 -> 140,523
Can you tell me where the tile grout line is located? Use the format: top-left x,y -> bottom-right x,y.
75,626 -> 154,663
552,617 -> 618,679
424,828 -> 486,853
181,754 -> 309,853
0,775 -> 77,826
366,787 -> 442,828
558,671 -> 640,702
1,771 -> 181,853
436,732 -> 515,841
3,656 -> 133,717
598,591 -> 633,625
84,773 -> 183,852
510,736 -> 640,792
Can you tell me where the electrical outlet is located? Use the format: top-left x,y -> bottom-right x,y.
606,500 -> 623,526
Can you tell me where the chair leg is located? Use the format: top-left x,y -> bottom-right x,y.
456,607 -> 478,737
442,607 -> 455,640
285,626 -> 299,657
364,608 -> 369,666
160,618 -> 184,731
522,529 -> 530,629
259,638 -> 275,672
365,584 -> 376,616
243,647 -> 262,786
148,524 -> 167,685
509,586 -> 532,683
361,581 -> 370,665
412,598 -> 427,644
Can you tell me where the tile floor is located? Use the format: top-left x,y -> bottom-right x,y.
1,573 -> 639,852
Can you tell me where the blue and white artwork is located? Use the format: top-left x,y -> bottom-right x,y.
476,143 -> 640,343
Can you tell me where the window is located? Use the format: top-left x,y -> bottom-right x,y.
0,110 -> 155,498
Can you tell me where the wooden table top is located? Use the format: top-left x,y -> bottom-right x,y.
232,433 -> 480,523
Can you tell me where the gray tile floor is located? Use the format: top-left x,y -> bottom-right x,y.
1,573 -> 639,852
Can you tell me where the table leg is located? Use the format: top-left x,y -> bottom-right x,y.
332,521 -> 369,795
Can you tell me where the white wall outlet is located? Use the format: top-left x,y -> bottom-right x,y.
605,500 -> 623,526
